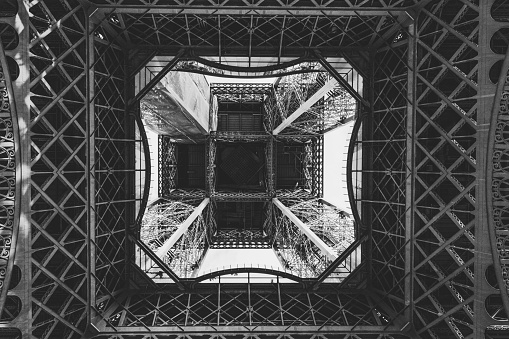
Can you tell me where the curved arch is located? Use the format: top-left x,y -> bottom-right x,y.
134,108 -> 151,230
346,113 -> 366,234
191,267 -> 303,284
492,0 -> 509,22
177,66 -> 324,79
188,52 -> 311,73
490,60 -> 504,84
486,264 -> 500,290
174,54 -> 327,78
0,38 -> 19,316
485,294 -> 508,321
487,40 -> 509,323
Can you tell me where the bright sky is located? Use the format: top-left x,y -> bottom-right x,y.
323,120 -> 354,214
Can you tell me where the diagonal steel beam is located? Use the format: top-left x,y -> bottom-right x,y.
155,198 -> 209,258
129,48 -> 185,106
273,78 -> 337,135
313,232 -> 368,289
314,50 -> 369,107
273,198 -> 337,261
132,235 -> 184,290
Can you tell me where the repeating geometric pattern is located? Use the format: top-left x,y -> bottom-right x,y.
98,287 -> 401,335
2,0 -> 508,338
412,1 -> 479,338
28,1 -> 90,338
87,0 -> 416,6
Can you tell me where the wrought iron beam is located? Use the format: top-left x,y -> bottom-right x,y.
131,234 -> 184,290
314,50 -> 369,107
154,198 -> 210,258
129,49 -> 184,106
313,232 -> 368,289
273,198 -> 337,261
273,78 -> 337,135
94,6 -> 411,16
98,325 -> 403,335
403,21 -> 416,328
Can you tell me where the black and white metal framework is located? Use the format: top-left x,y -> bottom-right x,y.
1,0 -> 509,338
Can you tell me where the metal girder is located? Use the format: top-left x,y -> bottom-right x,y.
314,233 -> 368,289
403,21 -> 416,326
315,51 -> 369,107
273,198 -> 337,261
91,5 -> 412,16
488,28 -> 509,329
273,78 -> 337,135
132,235 -> 183,290
98,325 -> 403,334
159,136 -> 177,197
154,198 -> 209,259
130,49 -> 184,106
102,284 -> 401,333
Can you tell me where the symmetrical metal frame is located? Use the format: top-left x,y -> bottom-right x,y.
1,0 -> 508,339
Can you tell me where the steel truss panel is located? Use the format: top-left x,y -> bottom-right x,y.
98,284 -> 399,335
4,0 -> 509,338
88,9 -> 405,62
158,136 -> 177,197
211,83 -> 272,94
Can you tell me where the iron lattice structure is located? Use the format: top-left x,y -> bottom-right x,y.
0,1 -> 508,339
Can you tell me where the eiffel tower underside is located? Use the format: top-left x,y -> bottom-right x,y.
1,0 -> 509,338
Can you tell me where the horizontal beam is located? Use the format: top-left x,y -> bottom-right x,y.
100,325 -> 402,334
273,78 -> 338,135
97,7 -> 409,16
155,198 -> 210,258
273,198 -> 337,261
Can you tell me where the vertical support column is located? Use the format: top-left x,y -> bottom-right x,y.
479,0 -> 506,336
209,92 -> 218,132
247,272 -> 252,326
86,8 -> 97,328
6,2 -> 31,337
207,136 -> 216,195
404,21 -> 416,327
217,277 -> 221,325
312,136 -> 324,198
277,276 -> 284,325
365,50 -> 375,290
266,136 -> 274,196
124,54 -> 134,286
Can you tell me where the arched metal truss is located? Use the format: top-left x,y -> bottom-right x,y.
0,30 -> 19,321
1,1 -> 509,339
